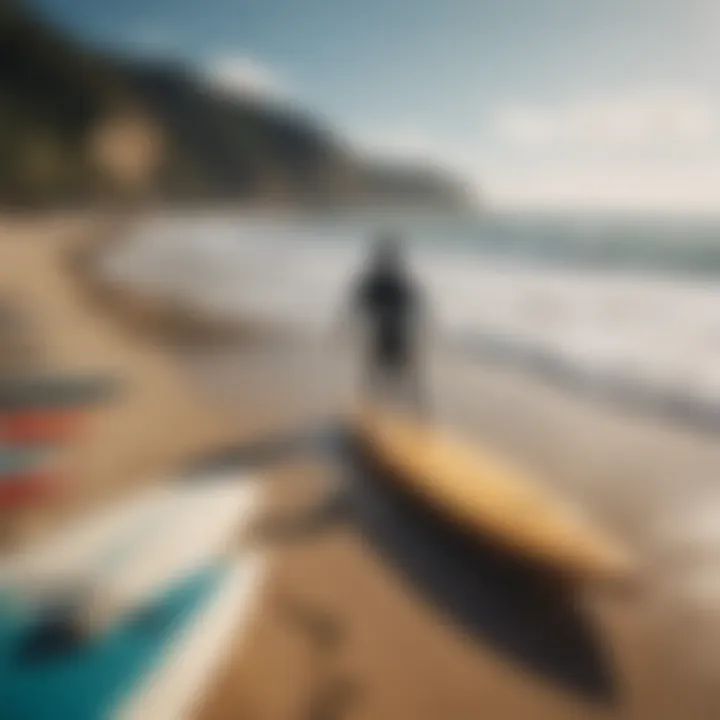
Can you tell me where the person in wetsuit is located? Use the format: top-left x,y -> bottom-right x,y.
352,232 -> 427,413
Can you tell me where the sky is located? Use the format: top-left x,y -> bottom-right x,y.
30,0 -> 720,214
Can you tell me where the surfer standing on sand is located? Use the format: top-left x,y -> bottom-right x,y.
347,232 -> 429,415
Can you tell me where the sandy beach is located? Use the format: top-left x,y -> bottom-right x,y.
188,339 -> 720,719
0,215 -> 241,542
3,216 -> 720,719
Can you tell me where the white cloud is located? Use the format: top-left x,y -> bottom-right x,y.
481,87 -> 720,213
349,125 -> 487,195
492,88 -> 716,151
485,165 -> 720,215
206,56 -> 285,100
347,108 -> 720,212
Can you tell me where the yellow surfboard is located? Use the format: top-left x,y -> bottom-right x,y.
354,408 -> 635,584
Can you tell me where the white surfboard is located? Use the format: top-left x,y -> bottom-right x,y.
81,476 -> 261,635
0,483 -> 175,603
0,472 -> 267,720
116,554 -> 266,720
0,472 -> 263,631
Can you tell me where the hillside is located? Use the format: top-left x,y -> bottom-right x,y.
115,59 -> 355,203
0,1 -> 129,203
0,1 -> 469,208
359,160 -> 472,208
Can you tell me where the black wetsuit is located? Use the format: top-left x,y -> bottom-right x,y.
355,268 -> 422,407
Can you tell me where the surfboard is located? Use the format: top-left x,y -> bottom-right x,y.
353,408 -> 634,583
0,447 -> 49,477
1,408 -> 87,443
80,476 -> 261,636
0,374 -> 120,410
0,471 -> 266,720
0,557 -> 265,720
0,472 -> 261,633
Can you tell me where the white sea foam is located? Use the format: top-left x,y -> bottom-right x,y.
104,211 -> 720,413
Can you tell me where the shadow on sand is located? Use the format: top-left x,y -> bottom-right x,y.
337,431 -> 617,704
185,423 -> 617,704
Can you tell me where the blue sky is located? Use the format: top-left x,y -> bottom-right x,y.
31,0 -> 720,213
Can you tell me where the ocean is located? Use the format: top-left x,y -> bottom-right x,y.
102,208 -> 720,431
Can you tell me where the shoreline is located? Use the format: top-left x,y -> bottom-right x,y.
93,210 -> 720,445
70,216 -> 720,442
65,214 -> 286,348
453,330 -> 720,439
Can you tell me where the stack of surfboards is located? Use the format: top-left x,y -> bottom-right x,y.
0,374 -> 119,507
0,472 -> 265,719
354,408 -> 635,584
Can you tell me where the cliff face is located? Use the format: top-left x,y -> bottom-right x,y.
115,60 -> 356,203
0,2 -> 469,209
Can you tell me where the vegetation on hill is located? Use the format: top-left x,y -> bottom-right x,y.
0,1 -> 126,202
0,1 -> 469,208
